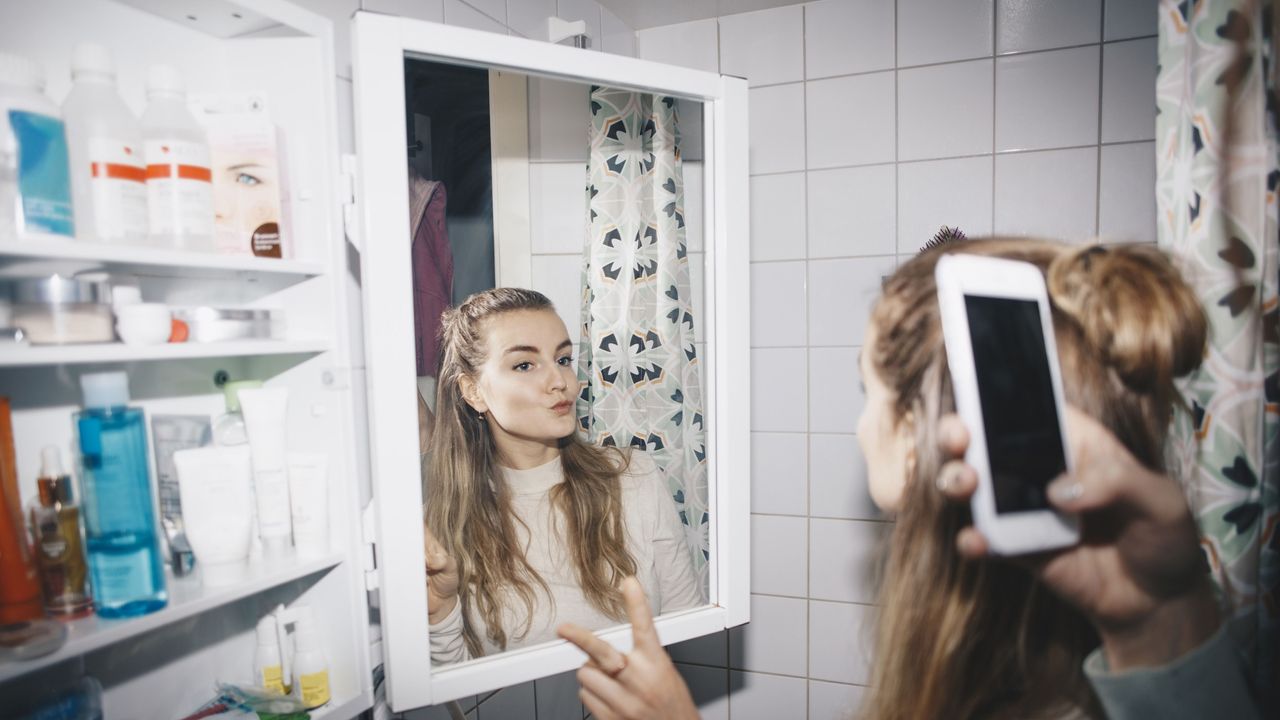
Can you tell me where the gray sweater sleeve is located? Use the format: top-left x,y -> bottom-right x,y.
1084,624 -> 1259,719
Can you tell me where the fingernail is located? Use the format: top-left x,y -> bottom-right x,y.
1048,478 -> 1083,504
936,469 -> 952,492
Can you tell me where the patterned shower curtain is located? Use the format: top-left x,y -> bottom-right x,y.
576,87 -> 709,585
1156,0 -> 1279,697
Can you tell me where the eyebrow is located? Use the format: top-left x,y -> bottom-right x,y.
227,163 -> 267,171
503,339 -> 573,356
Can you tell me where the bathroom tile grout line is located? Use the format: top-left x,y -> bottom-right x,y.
742,33 -> 1156,91
799,4 -> 813,710
746,137 -> 1154,181
990,3 -> 998,235
1095,9 -> 1107,237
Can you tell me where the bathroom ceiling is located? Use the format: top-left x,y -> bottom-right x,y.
596,0 -> 808,30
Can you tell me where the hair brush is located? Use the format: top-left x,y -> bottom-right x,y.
920,225 -> 967,253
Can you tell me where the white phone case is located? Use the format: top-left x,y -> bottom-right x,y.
935,254 -> 1078,555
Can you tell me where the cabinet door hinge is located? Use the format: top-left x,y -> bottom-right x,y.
361,500 -> 378,591
340,153 -> 360,252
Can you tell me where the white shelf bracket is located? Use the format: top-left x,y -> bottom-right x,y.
340,153 -> 361,253
361,500 -> 379,591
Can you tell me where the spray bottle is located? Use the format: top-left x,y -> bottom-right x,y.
276,603 -> 329,708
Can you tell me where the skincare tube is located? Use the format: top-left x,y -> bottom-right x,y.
151,414 -> 212,576
237,387 -> 293,556
172,445 -> 253,586
287,453 -> 329,559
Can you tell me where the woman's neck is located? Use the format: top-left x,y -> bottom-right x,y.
495,437 -> 561,470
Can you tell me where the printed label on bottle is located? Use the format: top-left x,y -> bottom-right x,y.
260,665 -> 285,695
88,137 -> 147,241
90,543 -> 151,600
145,139 -> 213,240
8,110 -> 74,237
299,670 -> 330,707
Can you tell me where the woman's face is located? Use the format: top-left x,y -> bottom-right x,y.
462,308 -> 579,462
856,321 -> 914,512
213,152 -> 279,246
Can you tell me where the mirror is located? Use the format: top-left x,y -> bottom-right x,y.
353,13 -> 749,710
405,57 -> 711,668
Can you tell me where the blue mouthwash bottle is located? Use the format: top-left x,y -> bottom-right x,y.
76,371 -> 167,618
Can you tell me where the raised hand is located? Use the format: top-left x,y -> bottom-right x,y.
423,522 -> 460,624
935,406 -> 1219,670
557,577 -> 699,720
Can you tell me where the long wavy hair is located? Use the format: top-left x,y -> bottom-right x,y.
862,238 -> 1207,719
425,287 -> 638,657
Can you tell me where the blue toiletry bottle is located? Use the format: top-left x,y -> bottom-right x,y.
76,371 -> 167,618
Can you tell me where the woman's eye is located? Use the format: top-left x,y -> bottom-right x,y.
236,172 -> 262,186
557,356 -> 573,366
513,361 -> 533,371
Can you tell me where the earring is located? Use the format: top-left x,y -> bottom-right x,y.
477,411 -> 486,421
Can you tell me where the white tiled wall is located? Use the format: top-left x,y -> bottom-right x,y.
640,0 -> 1157,716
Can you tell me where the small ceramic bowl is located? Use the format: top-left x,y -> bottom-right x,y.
115,303 -> 172,346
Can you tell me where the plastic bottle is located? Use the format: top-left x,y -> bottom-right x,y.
140,65 -> 213,251
213,379 -> 261,447
0,397 -> 44,624
62,43 -> 148,245
0,52 -> 74,243
289,606 -> 330,708
76,371 -> 167,618
254,614 -> 286,695
29,446 -> 94,619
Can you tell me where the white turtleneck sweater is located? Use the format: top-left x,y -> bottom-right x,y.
428,450 -> 704,664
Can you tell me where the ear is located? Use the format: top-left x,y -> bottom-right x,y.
898,410 -> 919,479
457,374 -> 488,414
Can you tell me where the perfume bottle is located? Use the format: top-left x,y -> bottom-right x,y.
29,446 -> 94,619
76,371 -> 167,618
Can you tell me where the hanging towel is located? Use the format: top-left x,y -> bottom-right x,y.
409,172 -> 453,377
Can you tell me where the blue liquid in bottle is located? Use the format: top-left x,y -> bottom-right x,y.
76,372 -> 167,618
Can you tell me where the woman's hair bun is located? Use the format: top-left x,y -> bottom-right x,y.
1047,244 -> 1207,394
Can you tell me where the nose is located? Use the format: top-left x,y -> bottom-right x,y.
548,365 -> 568,392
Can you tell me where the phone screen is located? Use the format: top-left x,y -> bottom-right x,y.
964,295 -> 1067,514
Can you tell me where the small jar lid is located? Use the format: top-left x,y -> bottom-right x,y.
11,275 -> 112,305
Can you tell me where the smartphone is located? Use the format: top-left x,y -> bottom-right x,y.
935,254 -> 1079,555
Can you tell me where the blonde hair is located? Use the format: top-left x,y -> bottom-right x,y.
863,238 -> 1207,719
425,287 -> 638,657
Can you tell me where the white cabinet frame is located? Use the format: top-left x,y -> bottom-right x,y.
351,11 -> 750,711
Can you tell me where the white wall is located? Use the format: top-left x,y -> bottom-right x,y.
639,0 -> 1157,717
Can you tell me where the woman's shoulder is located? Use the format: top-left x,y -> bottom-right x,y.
615,447 -> 662,483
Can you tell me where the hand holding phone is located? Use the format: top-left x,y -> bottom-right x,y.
935,254 -> 1078,555
934,408 -> 1219,671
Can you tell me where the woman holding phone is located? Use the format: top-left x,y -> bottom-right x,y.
559,238 -> 1260,719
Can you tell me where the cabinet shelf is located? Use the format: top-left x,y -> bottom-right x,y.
0,339 -> 329,368
0,241 -> 326,281
0,553 -> 344,684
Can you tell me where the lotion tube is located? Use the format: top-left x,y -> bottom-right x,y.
287,453 -> 329,558
172,445 -> 253,586
237,387 -> 292,556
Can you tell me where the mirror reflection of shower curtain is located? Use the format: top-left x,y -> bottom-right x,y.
576,87 -> 709,581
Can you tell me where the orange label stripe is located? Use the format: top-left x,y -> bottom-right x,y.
91,162 -> 146,183
145,164 -> 212,182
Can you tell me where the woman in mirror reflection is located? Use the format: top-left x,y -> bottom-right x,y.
422,287 -> 702,664
560,238 -> 1260,719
